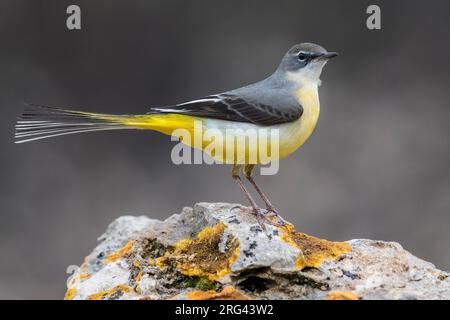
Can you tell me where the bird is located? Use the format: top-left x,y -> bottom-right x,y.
15,42 -> 337,229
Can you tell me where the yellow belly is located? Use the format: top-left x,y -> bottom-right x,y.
199,85 -> 320,164
119,85 -> 320,164
277,85 -> 320,159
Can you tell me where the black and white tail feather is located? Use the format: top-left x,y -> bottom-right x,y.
14,104 -> 131,144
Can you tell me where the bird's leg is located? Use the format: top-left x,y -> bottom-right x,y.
244,164 -> 279,217
232,165 -> 274,230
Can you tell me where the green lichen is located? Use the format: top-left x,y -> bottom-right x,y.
178,276 -> 219,291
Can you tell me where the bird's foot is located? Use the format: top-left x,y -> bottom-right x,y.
253,208 -> 269,231
231,206 -> 284,229
252,207 -> 285,229
264,207 -> 280,218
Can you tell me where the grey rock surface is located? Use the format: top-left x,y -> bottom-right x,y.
65,202 -> 450,300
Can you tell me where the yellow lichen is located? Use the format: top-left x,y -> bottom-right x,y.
106,240 -> 134,263
64,261 -> 91,300
157,223 -> 240,281
279,224 -> 351,269
133,259 -> 142,269
326,291 -> 360,300
87,284 -> 131,300
79,273 -> 90,281
147,258 -> 157,266
187,286 -> 250,300
64,288 -> 77,300
134,271 -> 144,282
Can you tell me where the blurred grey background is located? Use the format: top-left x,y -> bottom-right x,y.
0,0 -> 449,299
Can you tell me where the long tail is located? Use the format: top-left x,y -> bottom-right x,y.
15,104 -> 196,144
15,104 -> 142,144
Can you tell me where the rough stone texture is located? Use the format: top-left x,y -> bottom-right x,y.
65,202 -> 450,300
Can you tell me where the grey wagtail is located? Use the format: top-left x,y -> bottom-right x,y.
15,42 -> 337,228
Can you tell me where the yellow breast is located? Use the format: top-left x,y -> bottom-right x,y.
277,84 -> 320,159
128,85 -> 321,164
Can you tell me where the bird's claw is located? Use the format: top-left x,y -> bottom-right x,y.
264,207 -> 279,218
253,208 -> 269,231
253,208 -> 285,228
233,206 -> 286,229
264,207 -> 290,226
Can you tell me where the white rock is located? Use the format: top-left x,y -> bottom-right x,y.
66,203 -> 450,300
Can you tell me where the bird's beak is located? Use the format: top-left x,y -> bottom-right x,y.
316,52 -> 339,61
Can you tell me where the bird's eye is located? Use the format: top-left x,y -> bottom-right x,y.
298,52 -> 307,62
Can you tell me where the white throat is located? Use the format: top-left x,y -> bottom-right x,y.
286,61 -> 327,88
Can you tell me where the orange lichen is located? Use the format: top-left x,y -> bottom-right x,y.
106,240 -> 134,263
187,286 -> 250,300
134,271 -> 144,282
64,262 -> 91,300
326,291 -> 360,300
279,224 -> 352,269
64,288 -> 77,300
87,284 -> 131,300
147,258 -> 157,266
157,223 -> 240,281
133,259 -> 142,269
79,273 -> 91,281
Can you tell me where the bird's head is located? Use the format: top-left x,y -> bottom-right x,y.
278,43 -> 338,86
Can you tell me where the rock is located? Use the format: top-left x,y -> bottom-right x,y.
65,202 -> 450,300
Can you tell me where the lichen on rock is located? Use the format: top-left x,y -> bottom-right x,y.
326,291 -> 360,300
185,286 -> 250,300
279,224 -> 351,269
65,202 -> 450,300
156,222 -> 240,281
87,284 -> 131,300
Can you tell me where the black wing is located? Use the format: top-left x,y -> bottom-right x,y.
148,92 -> 303,126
